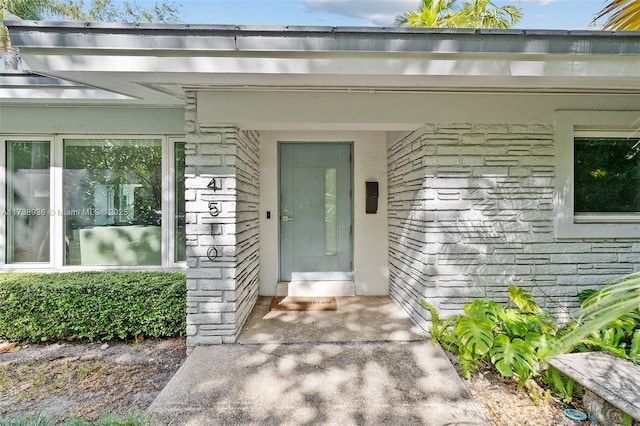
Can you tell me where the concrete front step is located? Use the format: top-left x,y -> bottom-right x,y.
276,281 -> 356,297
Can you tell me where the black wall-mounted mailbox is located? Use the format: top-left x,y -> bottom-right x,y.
366,181 -> 379,214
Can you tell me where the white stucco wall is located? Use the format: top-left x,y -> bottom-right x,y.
0,106 -> 184,134
258,131 -> 389,295
197,91 -> 640,131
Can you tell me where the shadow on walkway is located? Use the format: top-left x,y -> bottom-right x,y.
149,296 -> 488,425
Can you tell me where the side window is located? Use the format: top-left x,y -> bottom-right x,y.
574,136 -> 640,220
555,111 -> 640,239
174,141 -> 186,263
5,140 -> 51,263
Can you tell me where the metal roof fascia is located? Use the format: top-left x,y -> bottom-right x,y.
5,21 -> 640,57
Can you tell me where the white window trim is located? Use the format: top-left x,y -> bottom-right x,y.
0,136 -> 55,269
167,137 -> 187,267
0,134 -> 186,271
555,110 -> 640,239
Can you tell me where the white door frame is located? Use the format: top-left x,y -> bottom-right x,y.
258,131 -> 390,297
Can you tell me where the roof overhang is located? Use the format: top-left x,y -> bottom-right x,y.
4,21 -> 640,106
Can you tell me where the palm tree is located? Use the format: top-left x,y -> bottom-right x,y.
395,0 -> 458,28
1,0 -> 179,69
596,0 -> 640,30
1,0 -> 82,53
456,0 -> 522,29
397,0 -> 522,29
549,272 -> 640,357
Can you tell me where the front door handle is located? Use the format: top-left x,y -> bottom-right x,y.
281,216 -> 294,222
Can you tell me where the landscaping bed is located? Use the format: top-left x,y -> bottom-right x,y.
463,360 -> 583,425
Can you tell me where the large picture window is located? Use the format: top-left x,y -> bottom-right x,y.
5,141 -> 51,263
64,139 -> 162,266
575,137 -> 640,216
2,135 -> 184,269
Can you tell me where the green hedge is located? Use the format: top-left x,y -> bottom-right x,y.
0,272 -> 186,343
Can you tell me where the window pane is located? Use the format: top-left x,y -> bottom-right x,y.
6,141 -> 50,263
575,137 -> 640,213
325,168 -> 337,256
175,142 -> 186,262
64,139 -> 162,265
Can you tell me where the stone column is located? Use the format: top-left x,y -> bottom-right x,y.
184,91 -> 260,351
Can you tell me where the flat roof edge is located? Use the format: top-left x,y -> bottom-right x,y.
5,20 -> 640,38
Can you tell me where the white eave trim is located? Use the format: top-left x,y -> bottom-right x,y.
0,72 -> 135,101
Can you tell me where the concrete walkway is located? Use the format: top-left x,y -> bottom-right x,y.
149,296 -> 488,425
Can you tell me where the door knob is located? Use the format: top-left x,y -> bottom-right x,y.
281,216 -> 294,222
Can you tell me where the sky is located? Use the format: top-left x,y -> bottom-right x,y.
172,0 -> 609,30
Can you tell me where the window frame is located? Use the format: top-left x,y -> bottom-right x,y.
0,134 -> 186,270
1,136 -> 55,268
168,137 -> 186,266
555,111 -> 640,239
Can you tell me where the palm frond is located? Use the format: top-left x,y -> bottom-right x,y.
395,0 -> 459,28
550,272 -> 640,356
596,0 -> 640,31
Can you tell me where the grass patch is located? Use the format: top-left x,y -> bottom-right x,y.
0,411 -> 151,425
0,356 -> 171,423
0,373 -> 9,392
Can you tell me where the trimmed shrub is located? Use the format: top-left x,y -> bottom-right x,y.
0,272 -> 186,342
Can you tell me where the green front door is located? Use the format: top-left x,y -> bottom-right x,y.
279,143 -> 353,281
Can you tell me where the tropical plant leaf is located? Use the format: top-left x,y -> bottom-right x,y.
545,366 -> 579,403
464,299 -> 502,325
552,272 -> 640,357
598,312 -> 640,339
453,316 -> 494,358
458,351 -> 481,379
421,299 -> 457,342
581,338 -> 630,360
421,299 -> 441,338
525,332 -> 558,359
578,289 -> 598,306
630,329 -> 640,358
508,286 -> 541,314
500,308 -> 531,337
590,326 -> 626,349
439,316 -> 459,346
490,334 -> 538,382
535,311 -> 559,335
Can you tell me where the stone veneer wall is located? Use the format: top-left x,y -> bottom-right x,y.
388,123 -> 640,332
184,91 -> 260,350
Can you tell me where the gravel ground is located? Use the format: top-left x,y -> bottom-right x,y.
464,364 -> 582,426
0,338 -> 598,425
439,349 -> 586,426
